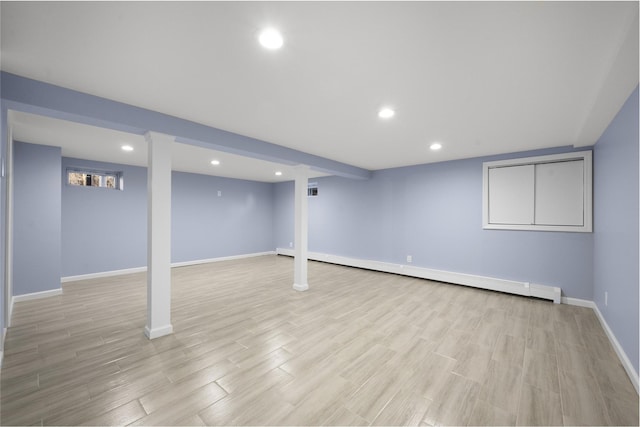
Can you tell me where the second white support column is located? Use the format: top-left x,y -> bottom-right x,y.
144,131 -> 174,339
293,165 -> 309,291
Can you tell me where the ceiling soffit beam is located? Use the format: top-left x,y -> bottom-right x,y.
573,11 -> 639,147
0,72 -> 371,180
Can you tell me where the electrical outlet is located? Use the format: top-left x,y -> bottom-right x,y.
406,255 -> 412,263
289,242 -> 293,248
605,291 -> 608,306
217,190 -> 222,197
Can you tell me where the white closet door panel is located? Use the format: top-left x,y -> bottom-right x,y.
535,160 -> 584,226
488,165 -> 534,225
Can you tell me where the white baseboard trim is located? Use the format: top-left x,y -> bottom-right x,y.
0,327 -> 6,369
592,304 -> 640,394
276,248 -> 562,303
144,324 -> 174,339
61,251 -> 276,283
8,294 -> 14,328
561,296 -> 595,308
61,266 -> 147,283
292,282 -> 309,292
171,251 -> 275,268
12,288 -> 63,304
562,295 -> 639,392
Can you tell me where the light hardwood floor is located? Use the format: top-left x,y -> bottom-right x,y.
1,255 -> 637,426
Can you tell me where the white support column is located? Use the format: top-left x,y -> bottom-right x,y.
4,115 -> 14,328
293,165 -> 310,291
144,131 -> 174,339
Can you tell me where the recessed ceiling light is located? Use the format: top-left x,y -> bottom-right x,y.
121,145 -> 134,152
210,160 -> 220,166
430,142 -> 443,151
259,28 -> 284,50
275,171 -> 283,176
378,107 -> 395,119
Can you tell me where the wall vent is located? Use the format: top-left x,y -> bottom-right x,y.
308,182 -> 318,197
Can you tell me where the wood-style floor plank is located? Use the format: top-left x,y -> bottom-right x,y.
1,255 -> 637,426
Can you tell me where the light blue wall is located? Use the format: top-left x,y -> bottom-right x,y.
273,181 -> 294,251
593,86 -> 639,374
61,158 -> 274,277
61,158 -> 147,277
13,141 -> 61,295
275,146 -> 594,299
172,172 -> 274,263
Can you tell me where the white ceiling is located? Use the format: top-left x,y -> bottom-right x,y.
10,111 -> 327,183
1,1 -> 638,174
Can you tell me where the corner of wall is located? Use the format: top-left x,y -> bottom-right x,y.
592,85 -> 639,390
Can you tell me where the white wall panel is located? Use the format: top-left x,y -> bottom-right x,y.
535,160 -> 584,226
488,165 -> 534,225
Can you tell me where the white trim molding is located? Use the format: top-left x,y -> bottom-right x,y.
592,304 -> 640,393
563,297 -> 639,394
8,294 -> 14,330
0,327 -> 6,369
61,267 -> 147,283
560,296 -> 594,308
276,248 -> 561,303
171,251 -> 275,268
61,251 -> 276,283
12,288 -> 62,304
144,324 -> 174,340
482,150 -> 593,233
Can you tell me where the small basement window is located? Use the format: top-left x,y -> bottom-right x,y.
67,168 -> 123,190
